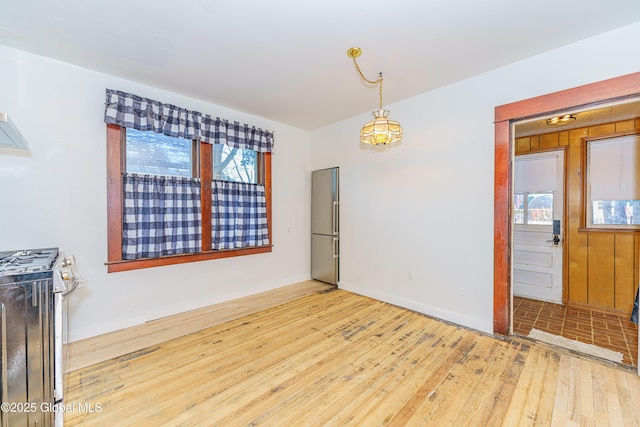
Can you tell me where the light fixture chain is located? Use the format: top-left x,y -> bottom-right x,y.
351,57 -> 380,85
351,57 -> 384,109
378,73 -> 383,110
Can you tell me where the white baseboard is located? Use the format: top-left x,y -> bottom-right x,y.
339,281 -> 493,335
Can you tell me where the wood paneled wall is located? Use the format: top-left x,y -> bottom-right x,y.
515,118 -> 640,313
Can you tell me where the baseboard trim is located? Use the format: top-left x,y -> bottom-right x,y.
339,282 -> 493,335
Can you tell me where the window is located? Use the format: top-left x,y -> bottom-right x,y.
585,133 -> 640,229
125,129 -> 195,178
212,143 -> 258,183
104,89 -> 274,272
125,128 -> 259,183
513,192 -> 554,225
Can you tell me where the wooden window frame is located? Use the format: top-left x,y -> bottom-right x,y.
579,130 -> 640,234
106,124 -> 272,273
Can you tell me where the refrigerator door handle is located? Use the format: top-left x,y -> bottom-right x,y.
333,237 -> 339,259
332,201 -> 338,235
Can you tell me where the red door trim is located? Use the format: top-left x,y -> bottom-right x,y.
493,71 -> 640,335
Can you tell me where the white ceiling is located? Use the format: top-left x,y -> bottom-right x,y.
2,0 -> 640,130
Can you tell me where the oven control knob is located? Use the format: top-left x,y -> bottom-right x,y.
62,255 -> 76,267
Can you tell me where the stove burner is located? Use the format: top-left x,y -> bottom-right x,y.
0,248 -> 59,276
0,265 -> 46,273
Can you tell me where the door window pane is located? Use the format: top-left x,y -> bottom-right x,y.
514,193 -> 524,225
513,192 -> 553,225
527,193 -> 553,225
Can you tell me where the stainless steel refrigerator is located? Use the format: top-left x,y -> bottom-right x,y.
311,167 -> 339,285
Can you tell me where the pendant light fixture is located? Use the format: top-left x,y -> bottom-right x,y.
347,47 -> 403,146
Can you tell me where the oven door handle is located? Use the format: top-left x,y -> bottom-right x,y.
53,293 -> 64,402
1,303 -> 7,427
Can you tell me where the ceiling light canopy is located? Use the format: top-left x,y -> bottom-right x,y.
347,47 -> 403,146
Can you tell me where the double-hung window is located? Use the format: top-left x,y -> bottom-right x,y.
104,89 -> 274,272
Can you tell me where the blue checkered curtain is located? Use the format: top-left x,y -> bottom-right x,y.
123,174 -> 202,259
211,181 -> 269,250
104,89 -> 274,153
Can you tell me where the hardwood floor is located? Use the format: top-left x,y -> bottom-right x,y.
64,285 -> 640,426
67,280 -> 335,371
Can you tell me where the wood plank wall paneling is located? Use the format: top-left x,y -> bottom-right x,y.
539,132 -> 559,149
589,123 -> 616,137
559,131 -> 569,147
617,120 -> 637,132
587,234 -> 616,307
530,135 -> 540,151
568,128 -> 589,304
515,137 -> 530,152
615,234 -> 636,312
636,236 -> 640,302
515,118 -> 640,314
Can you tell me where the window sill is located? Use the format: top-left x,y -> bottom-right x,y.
105,245 -> 273,273
578,227 -> 640,234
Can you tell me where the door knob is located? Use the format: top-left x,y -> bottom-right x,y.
546,234 -> 560,245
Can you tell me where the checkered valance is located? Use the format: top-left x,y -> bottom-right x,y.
104,89 -> 274,153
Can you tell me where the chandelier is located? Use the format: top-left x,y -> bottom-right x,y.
347,47 -> 403,146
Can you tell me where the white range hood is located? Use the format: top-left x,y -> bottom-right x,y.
0,112 -> 29,150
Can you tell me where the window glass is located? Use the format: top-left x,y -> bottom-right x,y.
125,128 -> 192,177
527,193 -> 553,225
591,200 -> 639,225
513,193 -> 525,225
513,192 -> 553,225
212,144 -> 258,183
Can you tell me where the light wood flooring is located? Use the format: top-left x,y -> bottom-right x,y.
67,280 -> 335,371
64,284 -> 640,426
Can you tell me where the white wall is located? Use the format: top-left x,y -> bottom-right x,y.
2,21 -> 640,343
311,22 -> 640,333
0,46 -> 312,341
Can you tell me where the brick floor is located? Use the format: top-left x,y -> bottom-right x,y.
513,296 -> 638,368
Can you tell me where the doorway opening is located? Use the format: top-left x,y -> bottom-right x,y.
511,108 -> 640,367
493,72 -> 640,370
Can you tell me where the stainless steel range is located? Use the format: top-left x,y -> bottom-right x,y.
0,248 -> 82,427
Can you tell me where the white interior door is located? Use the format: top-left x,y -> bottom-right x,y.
513,150 -> 564,304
